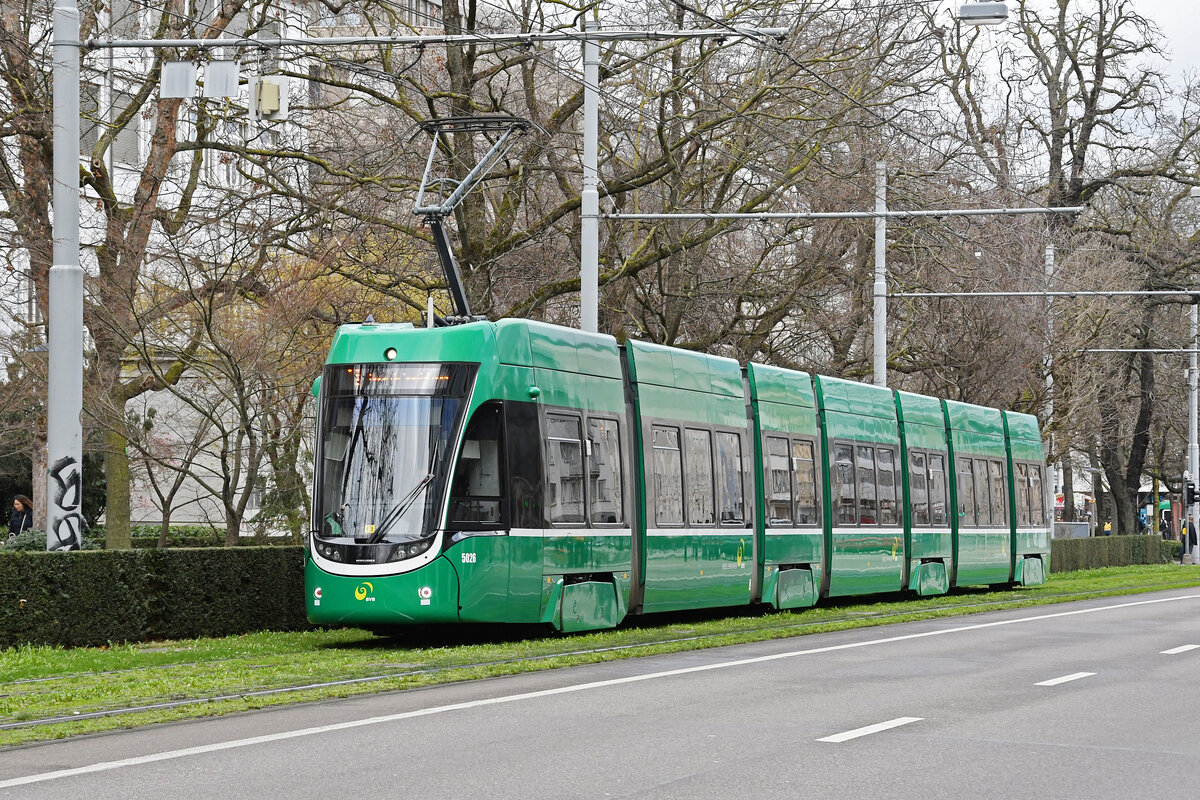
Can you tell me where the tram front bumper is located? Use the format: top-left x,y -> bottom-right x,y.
306,554 -> 461,626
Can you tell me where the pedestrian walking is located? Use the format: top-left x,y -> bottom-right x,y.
1188,514 -> 1198,559
7,495 -> 33,542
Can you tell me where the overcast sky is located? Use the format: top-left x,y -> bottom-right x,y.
1110,0 -> 1197,83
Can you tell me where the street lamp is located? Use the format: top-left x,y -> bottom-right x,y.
957,2 -> 1009,25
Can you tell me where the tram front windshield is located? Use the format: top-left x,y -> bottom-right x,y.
316,363 -> 475,551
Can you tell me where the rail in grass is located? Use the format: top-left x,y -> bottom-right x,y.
307,319 -> 1049,632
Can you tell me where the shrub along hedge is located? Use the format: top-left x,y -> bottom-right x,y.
0,535 -> 1186,649
1050,534 -> 1177,573
0,547 -> 308,649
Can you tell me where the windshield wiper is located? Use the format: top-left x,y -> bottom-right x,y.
366,473 -> 434,544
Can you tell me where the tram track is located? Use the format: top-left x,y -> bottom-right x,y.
0,582 -> 1189,732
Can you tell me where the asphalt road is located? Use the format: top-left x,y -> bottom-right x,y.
3,589 -> 1200,799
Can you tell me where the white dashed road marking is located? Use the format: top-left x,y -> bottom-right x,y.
817,717 -> 923,743
1035,672 -> 1096,686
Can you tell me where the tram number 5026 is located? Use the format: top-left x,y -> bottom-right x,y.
461,552 -> 477,564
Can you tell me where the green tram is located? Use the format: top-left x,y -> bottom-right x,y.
307,318 -> 1050,632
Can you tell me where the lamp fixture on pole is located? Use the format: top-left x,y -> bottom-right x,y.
957,2 -> 1009,26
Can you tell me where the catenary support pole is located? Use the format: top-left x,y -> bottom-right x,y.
1045,244 -> 1056,524
1190,302 -> 1198,559
580,19 -> 600,333
47,0 -> 84,550
873,161 -> 887,387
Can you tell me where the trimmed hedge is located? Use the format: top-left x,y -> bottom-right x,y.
0,546 -> 308,649
1050,534 -> 1177,573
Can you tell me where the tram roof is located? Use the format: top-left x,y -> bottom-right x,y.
895,390 -> 944,427
745,362 -> 815,408
814,375 -> 896,420
943,399 -> 1005,437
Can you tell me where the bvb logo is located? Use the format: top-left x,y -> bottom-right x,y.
355,581 -> 375,601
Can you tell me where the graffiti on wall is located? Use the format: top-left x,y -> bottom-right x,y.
49,456 -> 83,550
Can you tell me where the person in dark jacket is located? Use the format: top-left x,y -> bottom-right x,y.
8,495 -> 33,540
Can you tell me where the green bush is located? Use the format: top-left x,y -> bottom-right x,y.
1051,534 -> 1173,573
143,547 -> 308,640
1162,539 -> 1183,563
0,550 -> 148,648
2,528 -> 103,551
0,546 -> 308,648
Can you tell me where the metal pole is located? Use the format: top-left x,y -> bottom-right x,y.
1190,301 -> 1199,559
90,27 -> 791,50
580,19 -> 600,333
607,206 -> 1084,221
873,161 -> 887,387
1045,244 -> 1056,519
48,0 -> 84,550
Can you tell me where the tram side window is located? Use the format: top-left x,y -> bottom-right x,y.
545,414 -> 585,524
685,428 -> 716,526
856,445 -> 877,525
957,458 -> 976,527
833,444 -> 856,525
878,450 -> 897,525
449,403 -> 504,526
652,425 -> 684,526
1016,463 -> 1030,526
877,448 -> 897,526
766,436 -> 792,526
587,418 -> 624,525
716,432 -> 745,524
1029,465 -> 1045,524
929,453 -> 948,526
910,451 -> 929,526
990,460 -> 1006,526
793,439 -> 820,526
973,458 -> 991,527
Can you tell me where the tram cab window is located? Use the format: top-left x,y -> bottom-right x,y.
587,418 -> 624,524
973,458 -> 991,527
1016,463 -> 1031,526
856,445 -> 877,525
716,432 -> 745,524
990,461 -> 1006,526
766,436 -> 792,526
449,403 -> 504,527
929,453 -> 947,525
833,444 -> 856,525
957,458 -> 976,527
910,452 -> 929,526
652,425 -> 684,526
546,414 -> 586,524
793,440 -> 819,526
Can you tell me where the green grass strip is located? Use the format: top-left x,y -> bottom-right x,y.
2,564 -> 1198,747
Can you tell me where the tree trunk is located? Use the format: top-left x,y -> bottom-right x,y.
1062,460 -> 1075,522
224,511 -> 240,547
103,423 -> 132,550
32,424 -> 46,532
158,509 -> 170,548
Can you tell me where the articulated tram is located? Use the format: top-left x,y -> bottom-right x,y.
306,318 -> 1050,632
